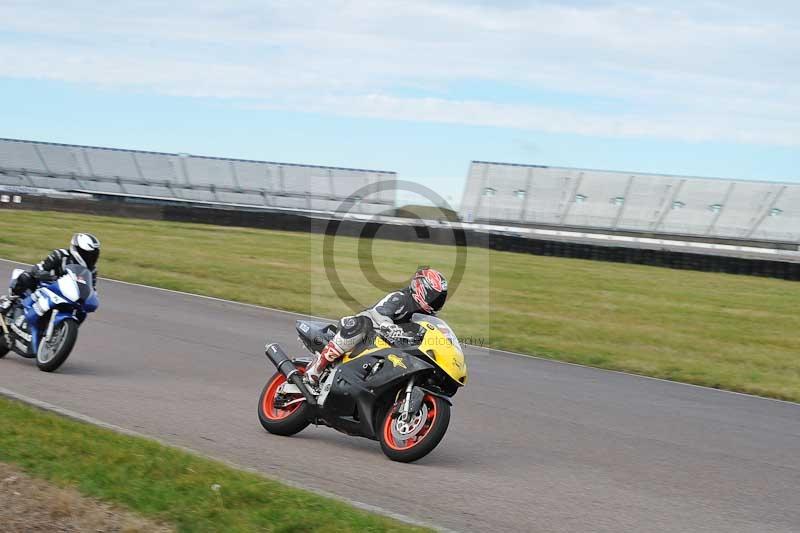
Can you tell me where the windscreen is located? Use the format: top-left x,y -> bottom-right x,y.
65,264 -> 93,301
411,313 -> 463,353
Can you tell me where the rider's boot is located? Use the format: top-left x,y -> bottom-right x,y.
305,341 -> 342,385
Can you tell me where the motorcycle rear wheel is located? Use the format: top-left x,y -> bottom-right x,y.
379,394 -> 450,463
258,368 -> 311,436
36,320 -> 78,372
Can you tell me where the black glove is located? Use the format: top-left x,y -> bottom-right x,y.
32,270 -> 57,283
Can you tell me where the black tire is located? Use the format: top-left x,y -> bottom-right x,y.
0,307 -> 9,358
258,370 -> 311,436
36,319 -> 78,372
379,394 -> 451,463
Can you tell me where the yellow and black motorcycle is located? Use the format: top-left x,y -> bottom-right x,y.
258,314 -> 467,462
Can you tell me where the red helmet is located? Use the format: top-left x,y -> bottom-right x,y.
410,268 -> 448,314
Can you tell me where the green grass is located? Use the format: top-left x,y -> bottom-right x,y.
393,204 -> 458,220
1,208 -> 799,402
0,396 -> 426,532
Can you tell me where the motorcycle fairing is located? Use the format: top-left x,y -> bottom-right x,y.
82,292 -> 99,314
24,283 -> 71,352
344,316 -> 468,386
320,349 -> 435,439
414,318 -> 468,386
341,335 -> 391,363
5,305 -> 33,357
22,293 -> 47,353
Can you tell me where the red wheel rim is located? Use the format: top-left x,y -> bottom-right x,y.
383,394 -> 438,451
261,369 -> 305,421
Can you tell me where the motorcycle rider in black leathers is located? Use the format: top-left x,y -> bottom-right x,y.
1,233 -> 100,311
305,267 -> 448,384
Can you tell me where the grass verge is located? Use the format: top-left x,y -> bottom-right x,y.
1,208 -> 798,401
0,461 -> 173,532
0,396 -> 427,532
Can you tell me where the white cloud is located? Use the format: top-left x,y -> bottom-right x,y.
0,0 -> 798,145
254,93 -> 800,146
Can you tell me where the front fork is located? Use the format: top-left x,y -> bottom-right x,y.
400,377 -> 415,418
0,312 -> 11,345
43,311 -> 57,343
394,377 -> 428,422
30,310 -> 58,354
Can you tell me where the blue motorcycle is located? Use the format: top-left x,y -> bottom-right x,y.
0,264 -> 99,372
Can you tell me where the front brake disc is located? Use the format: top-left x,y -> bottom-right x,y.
391,404 -> 429,445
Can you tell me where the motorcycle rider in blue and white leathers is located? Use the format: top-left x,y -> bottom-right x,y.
0,233 -> 100,312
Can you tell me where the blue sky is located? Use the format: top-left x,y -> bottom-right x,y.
1,0 -> 798,208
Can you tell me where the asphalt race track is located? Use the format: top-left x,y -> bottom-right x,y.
0,260 -> 798,532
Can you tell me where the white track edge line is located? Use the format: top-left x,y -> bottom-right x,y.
0,386 -> 454,533
2,257 -> 797,407
467,345 -> 800,407
0,258 -> 329,320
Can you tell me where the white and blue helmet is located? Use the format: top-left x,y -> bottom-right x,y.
70,233 -> 100,269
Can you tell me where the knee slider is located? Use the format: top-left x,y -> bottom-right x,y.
338,315 -> 371,339
334,315 -> 371,352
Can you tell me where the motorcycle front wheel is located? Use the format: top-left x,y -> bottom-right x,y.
36,319 -> 78,372
379,394 -> 450,463
258,366 -> 311,436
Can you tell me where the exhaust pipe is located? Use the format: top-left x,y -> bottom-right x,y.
265,343 -> 317,406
